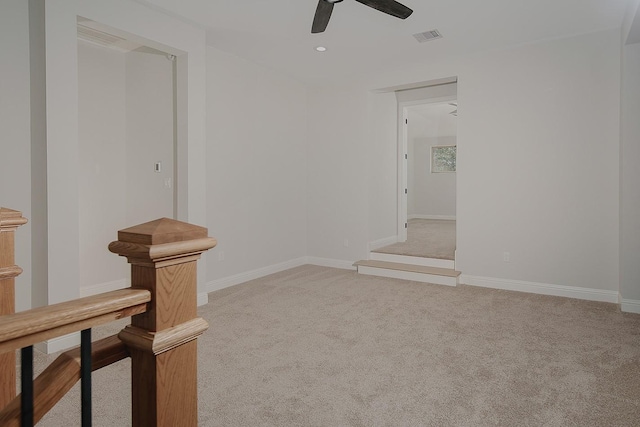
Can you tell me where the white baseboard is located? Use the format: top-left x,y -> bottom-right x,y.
408,215 -> 456,221
205,256 -> 357,294
80,278 -> 130,297
206,257 -> 308,293
368,235 -> 398,252
305,256 -> 357,271
198,292 -> 209,306
621,298 -> 640,314
35,332 -> 80,354
461,275 -> 619,303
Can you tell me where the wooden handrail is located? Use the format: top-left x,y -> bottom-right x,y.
0,288 -> 150,354
0,207 -> 28,408
0,334 -> 129,426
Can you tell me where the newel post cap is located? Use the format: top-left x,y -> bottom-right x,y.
0,208 -> 28,230
108,218 -> 217,264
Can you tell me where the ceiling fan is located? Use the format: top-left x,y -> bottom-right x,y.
312,0 -> 413,34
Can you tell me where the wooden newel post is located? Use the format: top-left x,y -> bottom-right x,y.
0,208 -> 28,408
108,218 -> 216,427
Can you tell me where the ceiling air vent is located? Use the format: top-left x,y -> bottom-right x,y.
413,29 -> 442,43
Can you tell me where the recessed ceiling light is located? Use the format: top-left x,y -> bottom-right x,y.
315,46 -> 327,52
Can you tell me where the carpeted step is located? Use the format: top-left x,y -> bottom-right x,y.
353,260 -> 460,286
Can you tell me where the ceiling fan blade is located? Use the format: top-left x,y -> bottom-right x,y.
312,0 -> 335,34
354,0 -> 413,19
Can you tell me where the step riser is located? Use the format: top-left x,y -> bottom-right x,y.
369,252 -> 455,269
357,266 -> 458,287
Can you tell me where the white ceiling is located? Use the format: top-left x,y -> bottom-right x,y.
137,0 -> 632,85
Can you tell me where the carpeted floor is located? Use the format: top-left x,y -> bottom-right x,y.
30,265 -> 640,426
374,219 -> 456,260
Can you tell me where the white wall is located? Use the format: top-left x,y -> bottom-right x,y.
77,42 -> 128,290
125,48 -> 175,226
367,92 -> 398,245
307,85 -> 371,262
620,1 -> 640,310
28,0 -> 48,311
77,42 -> 174,294
623,0 -> 640,44
454,30 -> 620,292
4,0 -> 634,317
27,0 -> 208,324
0,0 -> 209,352
206,47 -> 308,287
0,0 -> 32,311
407,107 -> 457,219
308,29 -> 621,295
409,135 -> 457,218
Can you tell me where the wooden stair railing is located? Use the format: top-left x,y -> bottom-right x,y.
0,312 -> 146,426
0,210 -> 216,426
0,208 -> 28,408
0,289 -> 151,354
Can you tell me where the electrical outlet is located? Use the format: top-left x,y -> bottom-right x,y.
503,252 -> 510,263
343,239 -> 349,248
218,251 -> 225,262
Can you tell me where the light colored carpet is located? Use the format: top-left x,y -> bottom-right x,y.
374,219 -> 456,260
26,265 -> 640,426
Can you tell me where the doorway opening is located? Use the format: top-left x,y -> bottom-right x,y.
383,101 -> 457,261
378,82 -> 457,265
354,80 -> 460,284
77,17 -> 179,296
